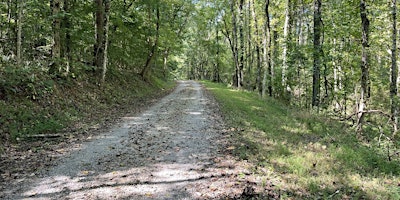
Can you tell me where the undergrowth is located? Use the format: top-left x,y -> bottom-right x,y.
203,81 -> 400,200
0,64 -> 174,145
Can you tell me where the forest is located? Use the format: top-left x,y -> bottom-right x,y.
0,0 -> 400,198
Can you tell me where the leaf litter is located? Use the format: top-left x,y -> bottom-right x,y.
1,80 -> 277,199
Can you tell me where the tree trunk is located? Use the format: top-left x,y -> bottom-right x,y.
230,0 -> 240,88
357,0 -> 370,131
163,48 -> 170,79
16,0 -> 23,68
7,0 -> 16,58
247,0 -> 253,88
251,0 -> 262,95
63,0 -> 71,75
51,0 -> 62,74
213,22 -> 220,82
390,0 -> 398,136
140,5 -> 160,81
265,0 -> 272,97
238,0 -> 245,89
282,0 -> 291,93
272,28 -> 278,97
312,0 -> 322,107
101,0 -> 110,83
94,0 -> 104,77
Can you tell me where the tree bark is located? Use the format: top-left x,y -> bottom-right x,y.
62,0 -> 71,75
251,0 -> 262,95
312,0 -> 322,107
390,0 -> 398,135
246,0 -> 253,88
238,0 -> 245,88
101,0 -> 110,83
213,22 -> 220,82
357,0 -> 370,131
51,0 -> 62,74
282,0 -> 291,93
237,0 -> 245,89
16,0 -> 23,68
265,0 -> 272,97
94,0 -> 104,77
230,0 -> 240,88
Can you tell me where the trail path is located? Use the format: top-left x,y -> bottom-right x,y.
3,80 -> 255,200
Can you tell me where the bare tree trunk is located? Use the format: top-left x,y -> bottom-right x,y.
251,0 -> 262,95
265,0 -> 272,97
272,28 -> 278,97
101,0 -> 110,83
247,0 -> 253,88
230,0 -> 240,88
261,3 -> 267,97
213,22 -> 220,82
390,0 -> 398,136
16,0 -> 23,68
50,0 -> 62,74
312,0 -> 322,107
94,0 -> 104,76
163,48 -> 169,79
63,0 -> 71,75
238,0 -> 245,89
282,0 -> 291,92
357,0 -> 370,131
7,0 -> 16,58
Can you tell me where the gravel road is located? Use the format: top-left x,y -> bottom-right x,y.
3,80 -> 253,200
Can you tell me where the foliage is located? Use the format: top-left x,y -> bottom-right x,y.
184,0 -> 400,158
203,81 -> 400,199
0,0 -> 189,143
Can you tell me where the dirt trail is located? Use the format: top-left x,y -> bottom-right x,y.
3,80 -> 255,200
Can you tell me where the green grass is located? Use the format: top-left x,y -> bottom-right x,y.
203,81 -> 400,199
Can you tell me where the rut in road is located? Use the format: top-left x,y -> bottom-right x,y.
4,80 -> 254,200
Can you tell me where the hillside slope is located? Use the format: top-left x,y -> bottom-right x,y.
0,71 -> 175,187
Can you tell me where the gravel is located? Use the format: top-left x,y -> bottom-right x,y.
2,80 -> 252,200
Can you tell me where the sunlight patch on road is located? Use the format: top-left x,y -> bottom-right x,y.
188,111 -> 202,115
22,161 -> 239,200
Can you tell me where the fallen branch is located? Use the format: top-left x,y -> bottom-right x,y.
23,134 -> 64,139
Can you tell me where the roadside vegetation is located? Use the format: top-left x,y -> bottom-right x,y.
203,81 -> 400,199
0,68 -> 174,147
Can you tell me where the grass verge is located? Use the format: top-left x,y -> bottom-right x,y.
203,81 -> 400,199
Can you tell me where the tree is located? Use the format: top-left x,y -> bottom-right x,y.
312,0 -> 322,107
238,0 -> 245,89
281,0 -> 291,95
101,0 -> 110,83
16,0 -> 24,68
62,0 -> 72,75
263,0 -> 272,97
230,0 -> 240,87
50,0 -> 61,74
140,4 -> 159,81
94,0 -> 109,83
390,0 -> 398,135
357,0 -> 370,131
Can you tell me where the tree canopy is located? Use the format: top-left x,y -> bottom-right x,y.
0,0 -> 399,148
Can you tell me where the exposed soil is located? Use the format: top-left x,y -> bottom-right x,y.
1,80 -> 275,200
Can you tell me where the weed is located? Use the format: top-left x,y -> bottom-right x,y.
202,81 -> 400,199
